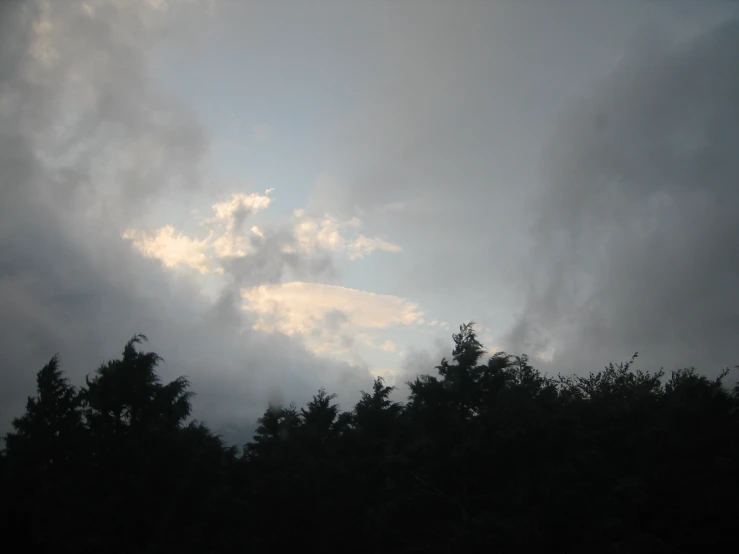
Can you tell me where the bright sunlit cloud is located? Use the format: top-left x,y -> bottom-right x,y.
123,190 -> 274,271
124,190 -> 403,273
241,281 -> 424,334
241,281 -> 425,361
123,225 -> 211,273
292,212 -> 403,259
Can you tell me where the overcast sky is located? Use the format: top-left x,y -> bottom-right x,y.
2,0 -> 738,441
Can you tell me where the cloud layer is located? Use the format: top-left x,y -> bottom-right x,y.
124,190 -> 403,275
3,0 -> 738,441
0,0 -> 374,440
507,17 -> 739,376
288,2 -> 739,377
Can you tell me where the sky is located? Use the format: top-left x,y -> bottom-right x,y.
2,0 -> 739,442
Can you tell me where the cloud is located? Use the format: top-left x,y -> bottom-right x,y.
0,0 -> 371,441
302,2 -> 692,353
124,190 -> 274,270
347,234 -> 403,260
242,281 -> 424,334
285,2 -> 739,378
4,0 -> 737,444
292,211 -> 403,260
369,368 -> 397,379
505,17 -> 739,376
355,333 -> 397,353
123,225 -> 211,273
7,0 -> 210,225
378,201 -> 409,213
209,191 -> 272,225
125,193 -> 404,280
239,281 -> 425,369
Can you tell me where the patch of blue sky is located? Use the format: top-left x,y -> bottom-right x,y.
152,30 -> 371,221
337,255 -> 409,296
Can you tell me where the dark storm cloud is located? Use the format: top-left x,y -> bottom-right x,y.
0,0 -> 369,439
275,1 -> 738,379
298,2 -> 739,355
507,17 -> 739,377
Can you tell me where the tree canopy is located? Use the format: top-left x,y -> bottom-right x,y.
2,323 -> 738,553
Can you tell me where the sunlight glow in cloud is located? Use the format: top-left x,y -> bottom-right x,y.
123,190 -> 274,270
122,225 -> 210,273
241,281 -> 424,334
241,282 -> 422,361
293,212 -> 403,259
356,333 -> 397,352
124,190 -> 403,272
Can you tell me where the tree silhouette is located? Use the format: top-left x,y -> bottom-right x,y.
3,355 -> 88,549
82,334 -> 193,434
5,355 -> 83,465
2,323 -> 738,553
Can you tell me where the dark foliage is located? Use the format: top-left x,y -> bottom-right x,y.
2,323 -> 738,553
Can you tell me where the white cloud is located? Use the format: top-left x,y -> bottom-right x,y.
241,282 -> 424,335
347,235 -> 403,259
241,282 -> 422,365
207,191 -> 272,223
124,190 -> 402,274
122,225 -> 210,273
294,217 -> 346,254
356,333 -> 397,352
124,190 -> 273,268
378,340 -> 397,352
292,212 -> 403,259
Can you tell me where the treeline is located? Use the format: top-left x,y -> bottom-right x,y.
1,324 -> 738,553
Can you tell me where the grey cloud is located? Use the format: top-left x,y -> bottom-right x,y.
14,0 -> 207,225
0,0 -> 369,440
323,309 -> 350,333
230,205 -> 252,234
222,227 -> 336,289
4,0 -> 737,441
248,1 -> 738,379
291,2 -> 739,352
199,2 -> 739,389
506,17 -> 739,377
